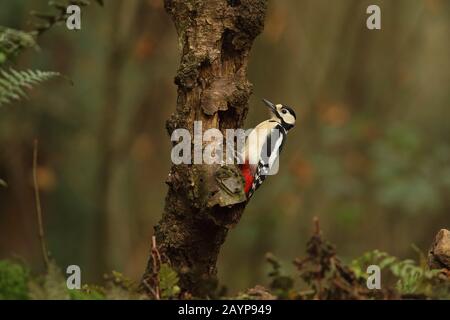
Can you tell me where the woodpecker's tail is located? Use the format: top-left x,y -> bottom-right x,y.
246,161 -> 269,200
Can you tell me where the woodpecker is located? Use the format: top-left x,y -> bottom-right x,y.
240,99 -> 296,200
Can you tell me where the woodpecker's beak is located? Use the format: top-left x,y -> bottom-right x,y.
262,99 -> 277,115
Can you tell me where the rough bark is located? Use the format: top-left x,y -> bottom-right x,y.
142,0 -> 268,296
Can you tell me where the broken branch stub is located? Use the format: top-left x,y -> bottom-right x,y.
428,229 -> 450,270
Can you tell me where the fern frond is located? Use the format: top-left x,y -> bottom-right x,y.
0,27 -> 37,63
32,0 -> 105,36
0,68 -> 60,107
1,1 -> 104,62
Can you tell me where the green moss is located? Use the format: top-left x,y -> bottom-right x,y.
159,264 -> 181,299
69,286 -> 105,300
0,260 -> 30,300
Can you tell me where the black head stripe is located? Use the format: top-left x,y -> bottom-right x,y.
274,111 -> 283,122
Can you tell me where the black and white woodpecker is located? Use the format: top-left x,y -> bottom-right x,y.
240,99 -> 296,199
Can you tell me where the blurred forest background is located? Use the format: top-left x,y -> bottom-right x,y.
0,0 -> 449,294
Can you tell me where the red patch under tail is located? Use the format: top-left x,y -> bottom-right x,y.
240,161 -> 254,195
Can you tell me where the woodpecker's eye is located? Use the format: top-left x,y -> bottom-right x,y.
282,109 -> 287,114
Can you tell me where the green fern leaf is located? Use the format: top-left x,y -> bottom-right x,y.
0,68 -> 60,107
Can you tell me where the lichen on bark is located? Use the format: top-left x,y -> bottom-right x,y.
142,0 -> 268,297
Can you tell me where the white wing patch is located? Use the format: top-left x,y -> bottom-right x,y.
267,133 -> 283,173
247,126 -> 285,199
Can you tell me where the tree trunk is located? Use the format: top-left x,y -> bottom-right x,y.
142,0 -> 268,297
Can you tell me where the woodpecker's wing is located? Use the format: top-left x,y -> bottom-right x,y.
247,124 -> 286,199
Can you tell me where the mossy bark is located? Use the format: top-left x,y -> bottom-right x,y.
142,0 -> 268,297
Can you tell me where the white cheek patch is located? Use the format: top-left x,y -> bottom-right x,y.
285,114 -> 295,125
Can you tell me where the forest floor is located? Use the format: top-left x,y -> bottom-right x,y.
1,218 -> 449,300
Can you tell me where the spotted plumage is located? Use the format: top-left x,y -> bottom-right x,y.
241,99 -> 296,200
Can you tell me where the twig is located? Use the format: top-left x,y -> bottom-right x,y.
151,236 -> 161,300
142,279 -> 158,299
33,139 -> 50,270
152,236 -> 162,267
313,216 -> 321,236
